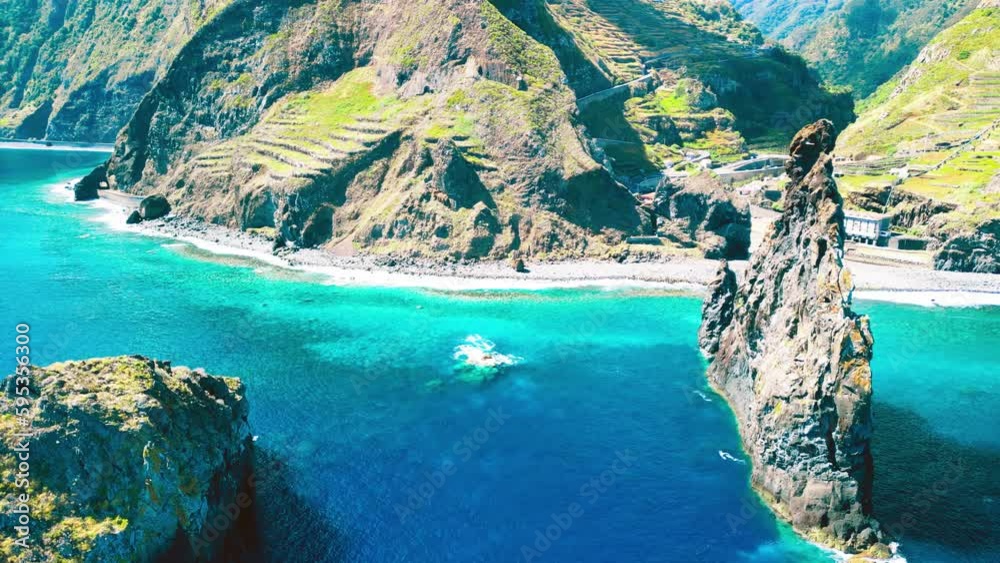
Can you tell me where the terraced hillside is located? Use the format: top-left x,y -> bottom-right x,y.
500,0 -> 853,182
732,0 -> 980,98
107,0 -> 650,261
94,0 -> 850,263
837,4 -> 1000,272
0,0 -> 231,141
543,0 -> 851,139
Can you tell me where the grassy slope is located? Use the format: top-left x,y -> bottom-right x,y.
539,0 -> 851,176
838,6 -> 1000,232
733,0 -> 980,98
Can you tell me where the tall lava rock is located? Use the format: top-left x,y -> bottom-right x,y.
699,120 -> 884,551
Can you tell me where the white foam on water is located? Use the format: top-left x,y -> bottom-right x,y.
693,389 -> 713,402
453,335 -> 521,369
718,450 -> 746,464
47,180 -> 77,204
856,290 -> 1000,308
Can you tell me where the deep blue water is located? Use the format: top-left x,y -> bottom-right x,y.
0,148 -> 997,562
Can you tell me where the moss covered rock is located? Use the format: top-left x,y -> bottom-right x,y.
0,356 -> 252,562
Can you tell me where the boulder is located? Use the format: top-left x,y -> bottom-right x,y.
139,194 -> 171,220
0,356 -> 253,562
699,120 -> 884,553
125,209 -> 143,224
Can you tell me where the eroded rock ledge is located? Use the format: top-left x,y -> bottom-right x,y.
0,356 -> 252,562
699,120 -> 887,553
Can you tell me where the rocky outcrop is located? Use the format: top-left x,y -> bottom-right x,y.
698,260 -> 737,356
846,184 -> 958,231
934,219 -> 1000,273
0,356 -> 253,562
699,120 -> 885,553
652,174 -> 751,259
73,163 -> 108,202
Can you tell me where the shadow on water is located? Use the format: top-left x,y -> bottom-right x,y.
872,401 -> 1000,551
227,448 -> 347,563
157,448 -> 346,562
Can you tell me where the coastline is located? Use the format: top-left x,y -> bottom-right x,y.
1,139 -> 114,152
70,184 -> 1000,305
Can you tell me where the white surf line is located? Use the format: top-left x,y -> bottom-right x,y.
854,290 -> 1000,308
62,183 -> 1000,299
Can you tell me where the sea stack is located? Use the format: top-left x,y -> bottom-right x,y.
699,120 -> 885,552
0,356 -> 253,562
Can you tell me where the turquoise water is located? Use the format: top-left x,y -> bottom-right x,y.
0,148 -> 997,562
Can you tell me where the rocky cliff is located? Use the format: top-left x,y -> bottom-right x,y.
0,0 -> 231,142
0,356 -> 253,562
651,173 -> 751,259
699,120 -> 886,553
89,0 -> 850,262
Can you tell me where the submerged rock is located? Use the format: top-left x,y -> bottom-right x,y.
699,120 -> 883,552
0,356 -> 252,562
139,194 -> 172,220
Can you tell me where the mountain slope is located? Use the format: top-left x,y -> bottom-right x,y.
96,0 -> 851,262
837,3 -> 1000,273
732,0 -> 981,98
0,0 -> 231,142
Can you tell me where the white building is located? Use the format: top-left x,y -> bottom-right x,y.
844,211 -> 891,245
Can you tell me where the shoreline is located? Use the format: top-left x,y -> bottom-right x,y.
1,139 -> 113,152
68,184 -> 1000,306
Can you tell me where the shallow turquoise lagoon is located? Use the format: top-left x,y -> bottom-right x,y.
1,148 -> 997,562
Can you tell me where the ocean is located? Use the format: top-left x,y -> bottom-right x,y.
1,148 -> 997,562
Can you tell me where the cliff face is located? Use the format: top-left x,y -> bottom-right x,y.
0,356 -> 252,562
104,0 -> 644,261
0,0 -> 231,142
699,120 -> 884,552
92,0 -> 851,262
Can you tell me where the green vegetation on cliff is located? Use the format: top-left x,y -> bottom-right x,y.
732,0 -> 980,98
0,357 -> 251,562
0,0 -> 231,141
838,7 -> 999,227
836,5 -> 999,272
73,0 -> 850,263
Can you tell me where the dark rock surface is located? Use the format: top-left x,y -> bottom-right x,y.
139,194 -> 171,221
652,173 -> 751,259
73,163 -> 107,202
126,209 -> 143,224
0,356 -> 252,562
934,218 -> 1000,273
698,260 -> 737,356
699,120 -> 884,553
